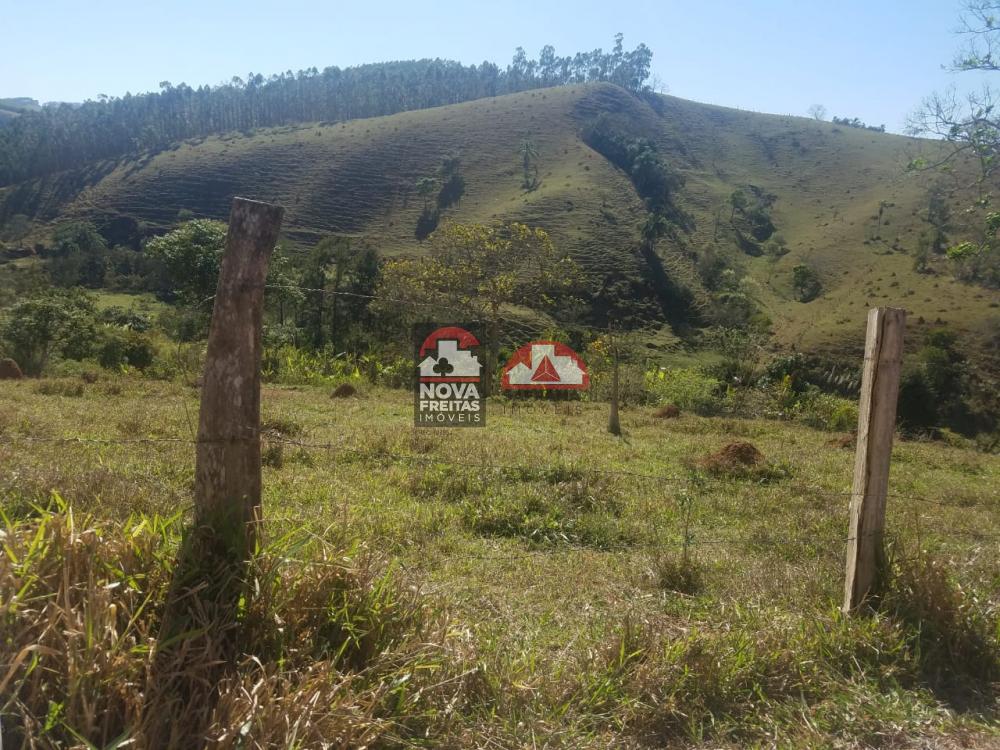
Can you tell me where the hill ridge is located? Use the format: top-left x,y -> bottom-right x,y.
1,82 -> 998,361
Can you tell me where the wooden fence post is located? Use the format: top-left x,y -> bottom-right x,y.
843,307 -> 906,614
608,324 -> 621,436
194,197 -> 284,559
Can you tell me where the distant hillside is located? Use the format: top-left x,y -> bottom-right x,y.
0,97 -> 41,111
0,97 -> 41,126
0,38 -> 653,185
1,82 -> 998,364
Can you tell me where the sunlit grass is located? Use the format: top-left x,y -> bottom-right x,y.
1,377 -> 998,746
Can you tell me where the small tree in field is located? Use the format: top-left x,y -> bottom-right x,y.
376,221 -> 579,393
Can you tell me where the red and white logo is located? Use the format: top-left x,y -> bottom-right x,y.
415,325 -> 484,427
501,341 -> 589,390
418,326 -> 482,382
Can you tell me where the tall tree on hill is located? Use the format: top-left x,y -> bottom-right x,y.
415,177 -> 437,210
47,221 -> 109,288
436,155 -> 466,209
296,237 -> 381,351
320,236 -> 354,350
298,242 -> 332,349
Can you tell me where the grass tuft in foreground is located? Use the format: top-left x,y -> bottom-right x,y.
0,504 -> 474,748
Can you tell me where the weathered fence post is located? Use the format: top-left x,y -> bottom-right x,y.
195,197 -> 284,559
608,324 -> 621,436
148,198 -> 284,745
843,307 -> 906,614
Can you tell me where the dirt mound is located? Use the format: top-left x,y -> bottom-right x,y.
699,441 -> 765,475
654,404 -> 681,419
828,431 -> 857,449
0,358 -> 23,380
330,383 -> 358,398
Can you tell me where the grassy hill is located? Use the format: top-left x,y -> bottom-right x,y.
2,83 -> 998,360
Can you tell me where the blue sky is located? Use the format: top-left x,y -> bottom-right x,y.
1,0 -> 990,133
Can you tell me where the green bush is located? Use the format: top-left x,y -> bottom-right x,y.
589,364 -> 649,406
99,305 -> 152,332
796,391 -> 858,432
646,367 -> 722,414
792,264 -> 822,302
0,289 -> 98,375
157,306 -> 210,342
262,345 -> 359,386
97,329 -> 156,371
145,341 -> 205,382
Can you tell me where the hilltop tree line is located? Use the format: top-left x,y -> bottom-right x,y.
0,35 -> 653,187
831,116 -> 886,133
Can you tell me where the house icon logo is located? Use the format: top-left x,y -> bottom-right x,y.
501,341 -> 589,390
418,326 -> 482,381
414,325 -> 485,427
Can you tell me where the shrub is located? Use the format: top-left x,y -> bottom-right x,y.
646,368 -> 721,414
146,341 -> 205,381
881,551 -> 1000,706
649,553 -> 704,594
97,328 -> 156,370
157,306 -> 211,342
764,353 -> 861,397
261,442 -> 284,468
262,345 -> 359,386
589,363 -> 649,406
796,391 -> 859,432
0,289 -> 98,374
792,264 -> 822,302
99,305 -> 152,332
34,379 -> 85,397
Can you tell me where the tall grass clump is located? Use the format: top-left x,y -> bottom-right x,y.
261,345 -> 360,387
646,367 -> 722,415
879,550 -> 1000,709
0,505 -> 478,748
564,609 -> 948,745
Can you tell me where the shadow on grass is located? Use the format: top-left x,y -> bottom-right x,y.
143,522 -> 247,747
